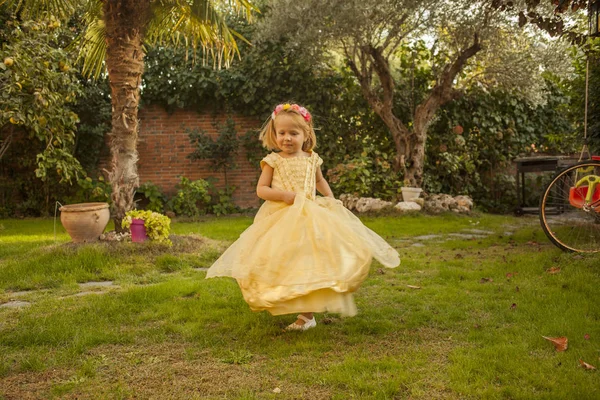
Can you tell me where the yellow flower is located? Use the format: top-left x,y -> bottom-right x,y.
283,103 -> 291,110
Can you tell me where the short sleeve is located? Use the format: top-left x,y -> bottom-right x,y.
314,152 -> 323,167
260,153 -> 278,169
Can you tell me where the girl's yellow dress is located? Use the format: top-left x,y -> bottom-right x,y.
206,152 -> 400,316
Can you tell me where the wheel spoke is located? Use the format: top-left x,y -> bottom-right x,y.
540,161 -> 600,253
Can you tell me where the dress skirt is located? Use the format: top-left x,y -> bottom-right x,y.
206,195 -> 400,316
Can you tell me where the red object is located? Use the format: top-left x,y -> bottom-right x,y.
569,186 -> 600,208
592,155 -> 600,161
130,218 -> 148,242
453,125 -> 464,135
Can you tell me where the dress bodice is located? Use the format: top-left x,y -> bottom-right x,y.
261,152 -> 323,200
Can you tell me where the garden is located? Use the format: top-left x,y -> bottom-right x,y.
2,0 -> 600,399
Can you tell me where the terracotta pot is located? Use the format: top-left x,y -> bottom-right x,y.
59,202 -> 110,243
130,218 -> 148,242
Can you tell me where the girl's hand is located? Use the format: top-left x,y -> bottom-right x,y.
282,191 -> 296,205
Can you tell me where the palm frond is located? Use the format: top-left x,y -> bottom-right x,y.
65,0 -> 105,78
0,0 -> 78,20
77,18 -> 107,79
79,0 -> 102,21
146,0 -> 257,67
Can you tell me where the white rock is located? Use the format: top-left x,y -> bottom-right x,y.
355,197 -> 393,213
339,194 -> 360,211
423,193 -> 473,214
394,201 -> 422,212
454,195 -> 473,208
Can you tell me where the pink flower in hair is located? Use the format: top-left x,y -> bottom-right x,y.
271,103 -> 312,122
298,106 -> 310,121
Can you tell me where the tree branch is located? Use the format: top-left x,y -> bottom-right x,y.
381,12 -> 410,52
415,33 -> 481,132
346,55 -> 381,115
366,44 -> 394,111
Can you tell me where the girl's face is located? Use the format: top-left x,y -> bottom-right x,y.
274,113 -> 307,157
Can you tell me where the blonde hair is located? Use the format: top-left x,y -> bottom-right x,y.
259,104 -> 317,151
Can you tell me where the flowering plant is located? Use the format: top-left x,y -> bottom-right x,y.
122,210 -> 172,245
271,103 -> 311,122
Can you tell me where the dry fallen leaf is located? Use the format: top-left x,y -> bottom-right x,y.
406,285 -> 421,289
578,359 -> 596,370
542,336 -> 568,352
546,267 -> 561,274
480,277 -> 493,284
510,303 -> 517,310
584,334 -> 590,340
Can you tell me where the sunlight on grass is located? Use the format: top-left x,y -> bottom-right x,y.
171,217 -> 253,241
1,214 -> 599,398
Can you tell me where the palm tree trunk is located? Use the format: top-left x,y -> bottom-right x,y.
104,0 -> 151,232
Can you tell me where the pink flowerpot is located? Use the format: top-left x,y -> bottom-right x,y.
130,218 -> 148,242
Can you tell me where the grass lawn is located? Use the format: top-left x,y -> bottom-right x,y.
1,213 -> 599,399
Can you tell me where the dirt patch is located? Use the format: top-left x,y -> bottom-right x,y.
1,342 -> 332,399
56,234 -> 222,258
1,368 -> 72,400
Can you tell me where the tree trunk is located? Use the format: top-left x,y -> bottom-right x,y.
405,36 -> 482,188
346,45 -> 412,178
377,108 -> 410,175
104,0 -> 150,232
347,35 -> 481,189
404,124 -> 427,187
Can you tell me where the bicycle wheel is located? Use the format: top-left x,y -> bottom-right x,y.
539,160 -> 600,253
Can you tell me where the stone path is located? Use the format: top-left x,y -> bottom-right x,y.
0,269 -> 213,309
0,301 -> 31,309
407,226 -> 520,247
1,281 -> 123,308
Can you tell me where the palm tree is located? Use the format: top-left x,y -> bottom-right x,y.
2,0 -> 257,230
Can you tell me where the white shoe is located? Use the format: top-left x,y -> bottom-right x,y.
285,314 -> 317,331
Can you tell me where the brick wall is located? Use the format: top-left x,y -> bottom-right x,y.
112,104 -> 263,208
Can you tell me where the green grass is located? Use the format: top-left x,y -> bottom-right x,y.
1,213 -> 599,399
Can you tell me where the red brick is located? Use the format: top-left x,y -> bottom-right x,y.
99,104 -> 262,208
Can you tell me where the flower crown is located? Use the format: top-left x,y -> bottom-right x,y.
271,103 -> 311,122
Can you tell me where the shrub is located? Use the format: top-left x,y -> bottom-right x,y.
169,177 -> 211,217
122,209 -> 171,244
136,182 -> 166,213
210,186 -> 240,216
327,151 -> 400,201
64,176 -> 112,204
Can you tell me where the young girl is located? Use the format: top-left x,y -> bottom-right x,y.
206,103 -> 400,331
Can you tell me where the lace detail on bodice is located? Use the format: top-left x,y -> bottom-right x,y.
261,152 -> 323,200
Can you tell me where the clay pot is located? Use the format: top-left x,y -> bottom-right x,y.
59,202 -> 110,242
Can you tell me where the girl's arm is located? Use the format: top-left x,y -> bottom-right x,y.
316,167 -> 334,198
256,165 -> 296,204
